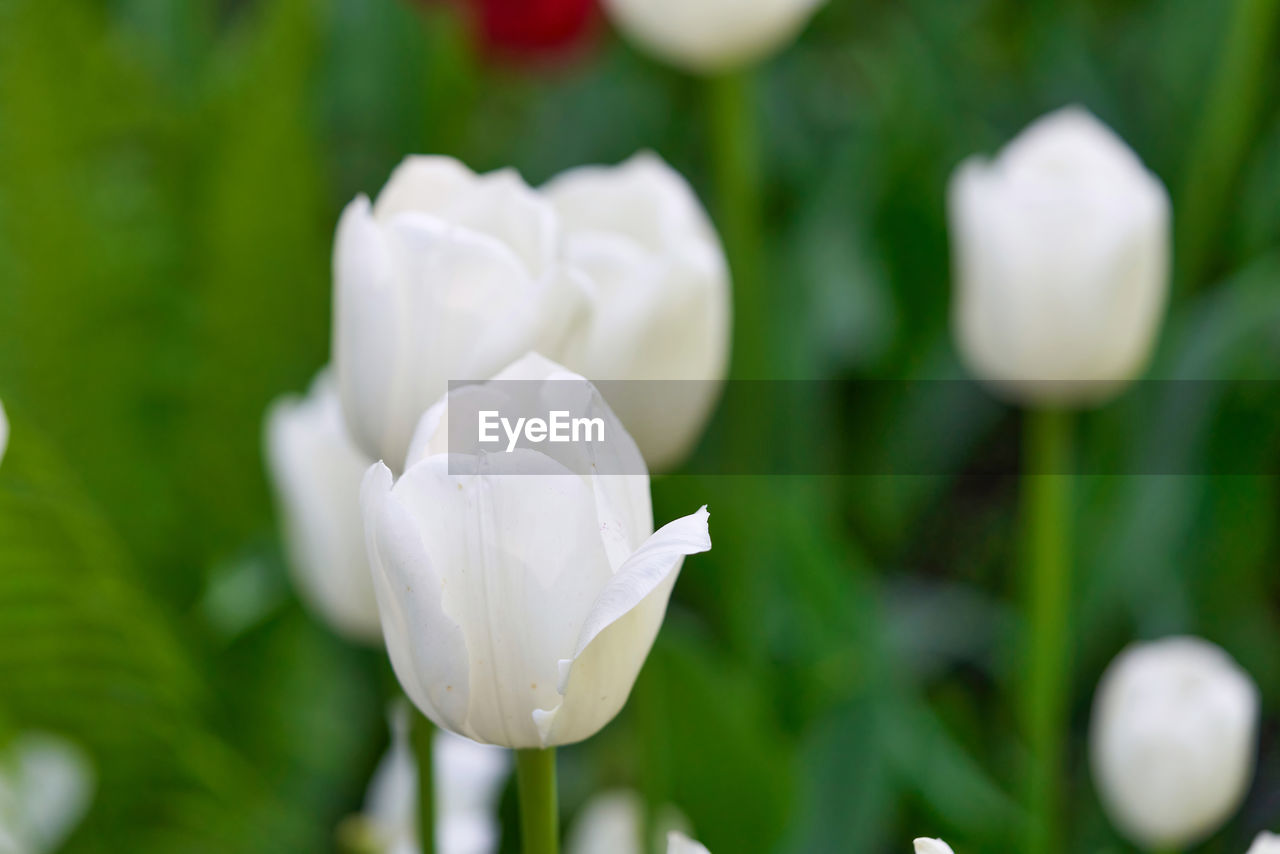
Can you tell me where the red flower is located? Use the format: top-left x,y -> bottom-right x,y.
430,0 -> 600,63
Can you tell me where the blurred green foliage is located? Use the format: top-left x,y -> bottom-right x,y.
1,0 -> 1279,852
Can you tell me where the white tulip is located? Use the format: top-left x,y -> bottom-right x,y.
603,0 -> 824,73
362,353 -> 711,748
913,839 -> 954,854
265,371 -> 382,643
1248,832 -> 1280,854
358,703 -> 510,854
545,152 -> 730,471
0,733 -> 94,854
667,831 -> 711,854
948,106 -> 1171,406
1090,636 -> 1259,848
566,789 -> 691,854
0,398 -> 8,468
333,156 -> 590,469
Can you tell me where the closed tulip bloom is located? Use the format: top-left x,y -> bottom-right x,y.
355,704 -> 510,854
546,152 -> 730,470
948,107 -> 1171,406
603,0 -> 824,73
265,371 -> 381,643
667,832 -> 711,854
333,156 -> 589,469
362,353 -> 711,748
1090,636 -> 1259,848
1248,832 -> 1280,854
913,840 -> 954,854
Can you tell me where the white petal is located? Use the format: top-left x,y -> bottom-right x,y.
539,506 -> 711,746
0,733 -> 94,853
603,0 -> 824,72
264,371 -> 382,643
333,195 -> 412,463
1247,831 -> 1280,854
667,831 -> 711,854
362,463 -> 472,735
913,838 -> 955,854
374,155 -> 481,221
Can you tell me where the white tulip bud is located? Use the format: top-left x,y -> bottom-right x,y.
359,703 -> 510,854
333,156 -> 590,469
0,398 -> 7,468
362,353 -> 711,748
567,790 -> 692,854
545,152 -> 730,470
913,838 -> 955,854
667,831 -> 711,854
264,370 -> 382,644
948,107 -> 1171,406
1090,636 -> 1259,848
603,0 -> 824,73
0,732 -> 94,854
1248,832 -> 1280,854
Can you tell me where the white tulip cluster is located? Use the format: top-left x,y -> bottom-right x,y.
266,148 -> 719,851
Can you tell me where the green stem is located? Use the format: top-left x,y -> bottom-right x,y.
409,710 -> 436,854
517,748 -> 559,854
1175,0 -> 1280,292
707,69 -> 766,381
1024,408 -> 1073,854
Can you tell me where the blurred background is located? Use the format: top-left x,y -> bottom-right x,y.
2,0 -> 1280,852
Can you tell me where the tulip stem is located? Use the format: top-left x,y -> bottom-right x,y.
707,69 -> 766,380
409,710 -> 436,854
517,748 -> 559,854
1024,408 -> 1073,854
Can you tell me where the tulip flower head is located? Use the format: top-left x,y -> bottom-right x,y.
948,107 -> 1171,406
1090,636 -> 1259,848
567,789 -> 691,854
603,0 -> 825,73
1248,832 -> 1280,854
468,0 -> 600,60
362,353 -> 712,748
333,152 -> 728,473
353,703 -> 510,854
913,839 -> 955,854
546,152 -> 730,470
0,732 -> 94,854
265,370 -> 382,643
333,157 -> 590,469
667,831 -> 711,854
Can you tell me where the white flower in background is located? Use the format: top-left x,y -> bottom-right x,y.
948,106 -> 1171,406
913,839 -> 955,854
333,156 -> 590,469
667,831 -> 711,854
1248,832 -> 1280,854
546,152 -> 730,471
0,732 -> 94,854
1247,833 -> 1280,854
603,0 -> 825,73
362,353 -> 712,748
566,789 -> 691,854
265,370 -> 381,643
1090,636 -> 1258,848
0,398 -> 8,468
354,704 -> 510,854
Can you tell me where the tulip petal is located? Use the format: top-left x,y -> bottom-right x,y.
362,463 -> 473,735
668,831 -> 711,854
373,155 -> 479,220
537,506 -> 711,746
